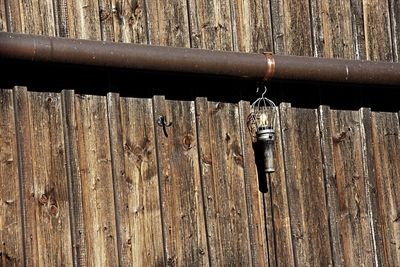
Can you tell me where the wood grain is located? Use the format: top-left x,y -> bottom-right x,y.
67,0 -> 102,39
3,0 -> 22,32
145,0 -> 190,47
61,90 -> 87,267
153,96 -> 209,266
271,103 -> 295,267
18,0 -> 56,35
27,92 -> 74,266
310,0 -> 354,58
363,0 -> 393,61
371,111 -> 400,266
74,94 -> 119,266
13,87 -> 38,267
98,0 -> 115,41
107,93 -> 165,266
186,0 -> 233,50
0,0 -> 6,31
270,0 -> 313,55
359,107 -> 384,265
238,101 -> 269,266
196,99 -> 252,265
349,0 -> 367,59
280,104 -> 332,266
331,109 -> 374,265
318,105 -> 345,266
0,89 -> 23,266
112,0 -> 148,44
389,0 -> 400,61
231,0 -> 273,52
52,0 -> 69,37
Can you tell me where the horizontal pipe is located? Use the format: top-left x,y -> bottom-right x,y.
1,32 -> 400,86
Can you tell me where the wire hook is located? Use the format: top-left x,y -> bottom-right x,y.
261,86 -> 267,98
256,85 -> 268,98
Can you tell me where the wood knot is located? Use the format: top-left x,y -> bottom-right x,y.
49,204 -> 58,216
233,153 -> 244,167
333,131 -> 347,143
202,155 -> 212,165
167,256 -> 176,266
183,134 -> 194,150
99,9 -> 111,21
38,194 -> 48,205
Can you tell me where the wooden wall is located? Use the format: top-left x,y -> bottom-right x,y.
1,0 -> 400,266
1,88 -> 399,266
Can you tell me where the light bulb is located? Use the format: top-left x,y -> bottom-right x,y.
259,113 -> 268,128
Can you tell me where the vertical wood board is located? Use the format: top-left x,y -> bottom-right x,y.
0,89 -> 23,266
13,87 -> 39,267
331,109 -> 374,266
74,94 -> 119,266
145,0 -> 190,47
112,0 -> 148,44
107,93 -> 165,266
196,100 -> 252,265
363,0 -> 393,61
280,104 -> 332,266
27,92 -> 73,266
187,0 -> 234,50
371,111 -> 400,266
153,96 -> 209,266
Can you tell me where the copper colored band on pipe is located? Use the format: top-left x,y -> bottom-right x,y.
263,52 -> 275,81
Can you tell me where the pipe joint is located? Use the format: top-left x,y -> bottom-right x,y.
263,52 -> 275,81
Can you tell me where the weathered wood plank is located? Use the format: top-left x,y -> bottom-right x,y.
196,99 -> 252,265
363,0 -> 393,61
98,0 -> 115,41
238,101 -> 270,267
0,0 -> 7,31
0,89 -> 23,266
67,0 -> 102,39
186,0 -> 233,50
194,98 -> 215,266
18,0 -> 56,35
270,0 -> 313,55
74,94 -> 119,266
331,109 -> 374,265
27,92 -> 74,266
371,111 -> 400,266
359,108 -> 385,266
318,106 -> 345,266
145,0 -> 190,47
389,0 -> 400,61
271,103 -> 295,267
349,0 -> 367,59
3,0 -> 22,32
13,87 -> 38,267
231,0 -> 273,52
107,93 -> 164,266
153,96 -> 209,266
112,0 -> 148,43
52,0 -> 69,37
61,90 -> 87,267
280,104 -> 332,266
310,0 -> 354,58
269,0 -> 284,53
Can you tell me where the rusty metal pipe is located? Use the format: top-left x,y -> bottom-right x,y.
1,32 -> 400,86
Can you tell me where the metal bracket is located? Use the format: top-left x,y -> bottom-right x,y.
157,115 -> 172,137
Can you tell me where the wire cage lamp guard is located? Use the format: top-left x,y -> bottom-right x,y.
249,86 -> 277,173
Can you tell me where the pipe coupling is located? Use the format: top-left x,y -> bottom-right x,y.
263,52 -> 275,81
